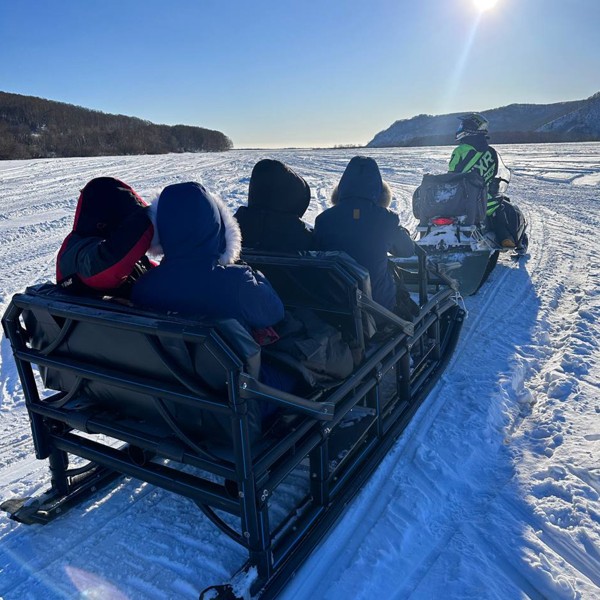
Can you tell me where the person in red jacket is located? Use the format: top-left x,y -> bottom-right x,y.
56,177 -> 154,297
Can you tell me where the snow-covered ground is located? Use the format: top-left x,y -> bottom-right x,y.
0,144 -> 599,599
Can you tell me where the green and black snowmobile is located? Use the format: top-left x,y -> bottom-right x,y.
412,156 -> 528,296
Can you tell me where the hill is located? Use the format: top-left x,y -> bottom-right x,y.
0,91 -> 233,159
367,92 -> 600,147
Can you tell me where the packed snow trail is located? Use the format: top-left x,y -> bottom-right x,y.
0,145 -> 599,599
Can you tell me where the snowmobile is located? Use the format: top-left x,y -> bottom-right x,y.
412,156 -> 527,296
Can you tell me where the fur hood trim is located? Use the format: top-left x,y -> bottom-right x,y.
330,180 -> 392,208
216,193 -> 242,265
150,183 -> 242,265
148,192 -> 163,257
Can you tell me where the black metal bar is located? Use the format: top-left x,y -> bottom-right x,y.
52,433 -> 240,514
13,349 -> 230,413
357,293 -> 414,335
433,319 -> 442,361
309,441 -> 330,507
25,402 -> 236,479
2,304 -> 53,459
228,369 -> 274,581
370,386 -> 384,438
417,245 -> 429,306
10,294 -> 215,343
399,351 -> 411,401
48,447 -> 69,495
238,374 -> 335,420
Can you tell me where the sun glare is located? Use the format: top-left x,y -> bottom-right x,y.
473,0 -> 499,11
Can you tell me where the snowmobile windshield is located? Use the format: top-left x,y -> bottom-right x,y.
493,154 -> 511,195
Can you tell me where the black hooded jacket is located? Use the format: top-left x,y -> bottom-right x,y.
234,159 -> 313,252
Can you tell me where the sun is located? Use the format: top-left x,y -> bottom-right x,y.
473,0 -> 499,11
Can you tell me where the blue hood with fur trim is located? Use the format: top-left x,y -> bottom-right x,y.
337,156 -> 383,204
132,182 -> 284,330
314,158 -> 414,311
156,181 -> 241,264
331,156 -> 392,208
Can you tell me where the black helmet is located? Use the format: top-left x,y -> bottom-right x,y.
456,113 -> 489,140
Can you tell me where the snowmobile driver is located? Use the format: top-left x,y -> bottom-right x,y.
448,113 -> 527,251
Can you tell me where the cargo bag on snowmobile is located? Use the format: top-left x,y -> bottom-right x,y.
1,250 -> 464,600
412,171 -> 487,225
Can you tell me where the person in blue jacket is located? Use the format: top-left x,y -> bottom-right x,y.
313,156 -> 418,319
132,181 -> 284,331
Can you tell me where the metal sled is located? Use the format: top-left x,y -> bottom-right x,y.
1,250 -> 464,599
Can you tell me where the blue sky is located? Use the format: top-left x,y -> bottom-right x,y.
1,0 -> 599,148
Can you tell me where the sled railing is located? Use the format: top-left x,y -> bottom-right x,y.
1,252 -> 464,599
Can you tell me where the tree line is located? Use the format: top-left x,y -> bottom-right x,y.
0,91 -> 233,160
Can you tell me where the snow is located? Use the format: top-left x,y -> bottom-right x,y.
1,143 -> 599,599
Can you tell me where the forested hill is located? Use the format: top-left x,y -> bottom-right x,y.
367,92 -> 600,148
0,91 -> 233,159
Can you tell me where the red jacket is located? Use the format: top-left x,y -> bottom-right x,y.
56,177 -> 154,295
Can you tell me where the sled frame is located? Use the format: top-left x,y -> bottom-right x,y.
2,253 -> 463,599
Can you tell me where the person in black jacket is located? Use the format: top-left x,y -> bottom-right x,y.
56,177 -> 154,297
234,159 -> 313,252
314,156 -> 417,319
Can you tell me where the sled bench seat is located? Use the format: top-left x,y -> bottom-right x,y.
1,251 -> 464,599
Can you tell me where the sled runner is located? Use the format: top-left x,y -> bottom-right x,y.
413,170 -> 527,295
1,250 -> 463,599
